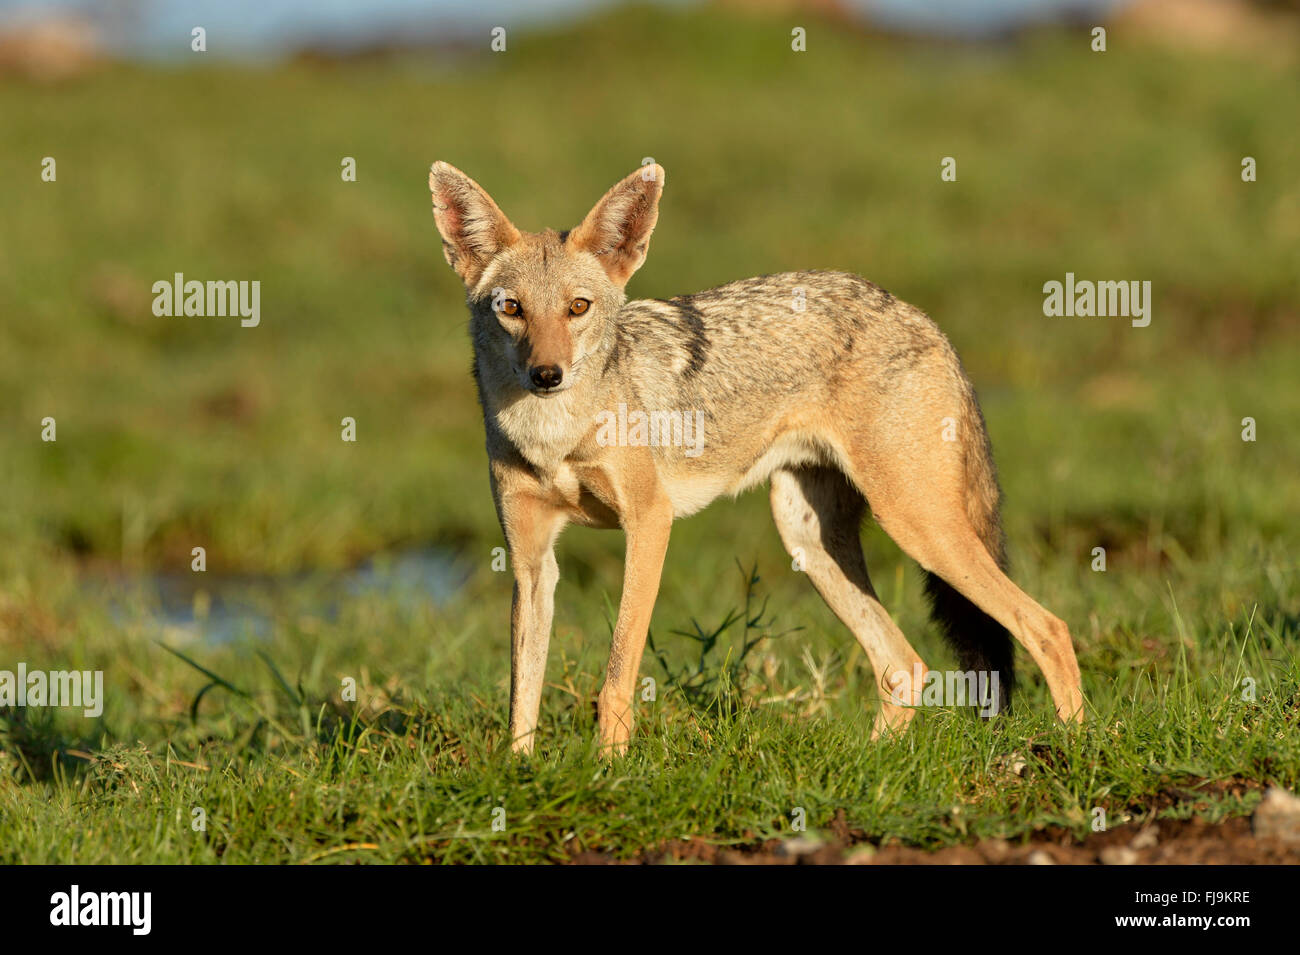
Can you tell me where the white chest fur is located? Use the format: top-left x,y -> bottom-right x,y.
493,391 -> 588,474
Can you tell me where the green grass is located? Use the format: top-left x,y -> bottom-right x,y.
1,6 -> 1298,862
2,562 -> 1296,863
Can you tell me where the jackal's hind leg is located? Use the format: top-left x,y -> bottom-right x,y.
865,500 -> 1084,724
769,467 -> 926,737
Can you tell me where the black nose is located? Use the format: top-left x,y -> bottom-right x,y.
529,365 -> 563,389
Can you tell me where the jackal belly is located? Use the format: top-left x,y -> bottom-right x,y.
659,429 -> 837,518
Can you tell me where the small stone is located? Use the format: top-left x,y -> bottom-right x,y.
981,838 -> 1013,862
1252,787 -> 1300,843
1099,846 -> 1138,865
1129,826 -> 1159,850
996,752 -> 1028,778
775,835 -> 823,858
844,846 -> 876,865
1026,849 -> 1055,865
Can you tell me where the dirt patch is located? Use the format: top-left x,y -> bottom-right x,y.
570,811 -> 1300,865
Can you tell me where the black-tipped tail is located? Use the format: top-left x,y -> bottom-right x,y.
923,571 -> 1014,717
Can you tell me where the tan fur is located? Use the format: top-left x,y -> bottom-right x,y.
428,161 -> 1085,754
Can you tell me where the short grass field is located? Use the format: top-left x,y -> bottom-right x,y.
1,5 -> 1298,863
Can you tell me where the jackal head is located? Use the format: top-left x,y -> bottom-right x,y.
429,162 -> 664,396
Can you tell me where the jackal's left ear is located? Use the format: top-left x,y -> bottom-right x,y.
429,162 -> 521,288
569,164 -> 665,286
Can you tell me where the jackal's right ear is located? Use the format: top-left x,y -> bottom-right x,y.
569,164 -> 665,286
429,162 -> 521,287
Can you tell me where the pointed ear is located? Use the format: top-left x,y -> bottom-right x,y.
429,161 -> 521,288
568,164 -> 665,286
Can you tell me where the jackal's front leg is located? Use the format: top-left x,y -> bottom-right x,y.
597,498 -> 673,754
500,494 -> 568,755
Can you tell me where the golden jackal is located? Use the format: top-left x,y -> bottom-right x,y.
429,161 -> 1084,754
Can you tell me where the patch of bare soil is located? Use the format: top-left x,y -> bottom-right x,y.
571,808 -> 1300,866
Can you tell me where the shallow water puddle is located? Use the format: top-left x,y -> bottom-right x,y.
97,548 -> 466,644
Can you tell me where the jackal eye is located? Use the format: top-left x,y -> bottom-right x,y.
569,298 -> 590,316
499,298 -> 521,317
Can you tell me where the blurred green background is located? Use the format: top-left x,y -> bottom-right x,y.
3,4 -> 1296,576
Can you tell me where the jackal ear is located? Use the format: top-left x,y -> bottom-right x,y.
429,162 -> 521,288
569,164 -> 665,286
